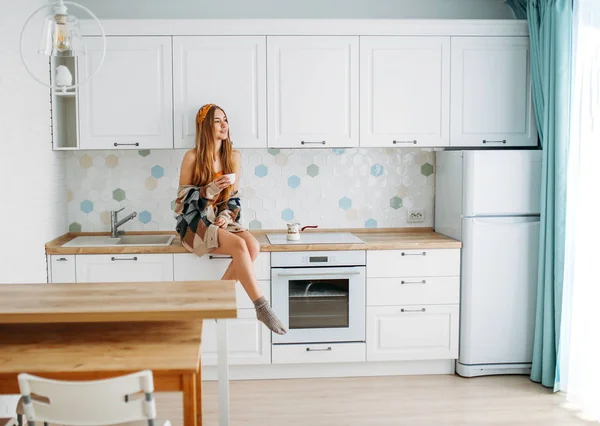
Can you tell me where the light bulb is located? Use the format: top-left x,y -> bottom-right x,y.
54,14 -> 70,52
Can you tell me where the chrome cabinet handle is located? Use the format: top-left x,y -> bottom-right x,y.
401,308 -> 426,313
306,347 -> 332,352
401,280 -> 426,285
277,271 -> 361,277
209,255 -> 232,260
300,141 -> 326,145
393,140 -> 417,145
401,252 -> 426,256
482,139 -> 506,144
111,256 -> 138,261
56,257 -> 68,262
114,142 -> 140,147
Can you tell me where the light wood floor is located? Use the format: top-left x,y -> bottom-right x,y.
154,375 -> 594,426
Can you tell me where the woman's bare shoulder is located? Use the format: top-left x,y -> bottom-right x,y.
232,149 -> 241,162
183,149 -> 196,161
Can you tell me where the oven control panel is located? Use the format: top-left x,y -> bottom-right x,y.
271,250 -> 366,268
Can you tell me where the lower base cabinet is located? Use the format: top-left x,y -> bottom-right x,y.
366,305 -> 459,361
47,249 -> 462,369
201,309 -> 271,366
272,342 -> 366,364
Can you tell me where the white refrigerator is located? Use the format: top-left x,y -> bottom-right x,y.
434,150 -> 542,377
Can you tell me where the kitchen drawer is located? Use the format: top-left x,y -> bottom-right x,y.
366,249 -> 460,278
174,252 -> 270,280
202,309 -> 271,366
75,254 -> 174,283
367,305 -> 459,361
272,343 -> 366,364
48,255 -> 76,283
367,276 -> 460,306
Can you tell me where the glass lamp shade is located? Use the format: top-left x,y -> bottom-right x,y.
38,13 -> 85,57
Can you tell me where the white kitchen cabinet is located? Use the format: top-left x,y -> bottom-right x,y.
272,342 -> 366,364
367,276 -> 460,306
367,305 -> 459,361
173,36 -> 267,149
47,255 -> 76,283
78,36 -> 173,150
366,249 -> 460,278
266,36 -> 359,148
201,310 -> 271,365
360,37 -> 450,148
450,37 -> 537,147
75,254 -> 174,283
366,249 -> 460,362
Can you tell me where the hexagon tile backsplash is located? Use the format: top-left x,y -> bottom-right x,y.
65,148 -> 435,232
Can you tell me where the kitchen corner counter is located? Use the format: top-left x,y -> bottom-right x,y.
45,228 -> 461,255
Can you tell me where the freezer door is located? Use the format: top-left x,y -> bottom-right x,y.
459,217 -> 539,365
463,150 -> 542,216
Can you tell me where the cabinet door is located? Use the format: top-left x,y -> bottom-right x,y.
450,37 -> 537,147
367,305 -> 459,361
78,36 -> 173,149
48,255 -> 76,283
360,37 -> 450,147
75,254 -> 174,283
267,36 -> 359,148
201,309 -> 271,365
173,36 -> 267,149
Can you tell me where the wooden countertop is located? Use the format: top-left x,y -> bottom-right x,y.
0,321 -> 203,374
46,228 -> 461,255
0,280 -> 237,324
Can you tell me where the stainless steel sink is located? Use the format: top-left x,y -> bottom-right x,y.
62,235 -> 175,247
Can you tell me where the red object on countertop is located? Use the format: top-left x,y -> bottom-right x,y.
301,225 -> 319,231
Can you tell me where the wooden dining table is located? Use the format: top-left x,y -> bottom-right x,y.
0,280 -> 237,426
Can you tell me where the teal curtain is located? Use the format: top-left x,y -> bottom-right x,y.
507,0 -> 573,389
505,0 -> 527,19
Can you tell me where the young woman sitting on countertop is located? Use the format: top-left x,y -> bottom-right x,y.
174,103 -> 286,335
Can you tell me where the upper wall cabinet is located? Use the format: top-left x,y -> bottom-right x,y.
78,36 -> 173,150
360,37 -> 450,148
173,36 -> 267,149
267,36 -> 359,148
450,37 -> 537,147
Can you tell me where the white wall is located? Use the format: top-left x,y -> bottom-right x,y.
0,0 -> 67,284
75,0 -> 514,19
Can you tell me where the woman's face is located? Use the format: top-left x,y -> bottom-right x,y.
213,109 -> 229,141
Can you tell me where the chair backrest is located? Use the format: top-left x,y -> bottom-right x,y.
17,370 -> 157,426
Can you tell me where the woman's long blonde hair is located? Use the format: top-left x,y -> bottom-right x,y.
193,104 -> 234,201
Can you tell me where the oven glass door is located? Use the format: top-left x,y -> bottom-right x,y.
271,266 -> 365,344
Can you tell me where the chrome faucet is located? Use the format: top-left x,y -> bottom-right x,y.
110,208 -> 137,238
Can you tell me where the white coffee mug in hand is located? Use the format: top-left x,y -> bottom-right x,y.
224,173 -> 236,185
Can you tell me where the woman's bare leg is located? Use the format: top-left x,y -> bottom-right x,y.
210,229 -> 286,334
210,229 -> 261,301
219,231 -> 259,284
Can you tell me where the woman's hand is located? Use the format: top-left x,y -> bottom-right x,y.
213,175 -> 232,190
214,216 -> 228,228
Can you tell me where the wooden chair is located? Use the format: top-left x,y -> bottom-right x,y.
17,370 -> 171,426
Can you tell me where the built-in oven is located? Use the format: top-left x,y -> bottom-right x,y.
271,250 -> 366,344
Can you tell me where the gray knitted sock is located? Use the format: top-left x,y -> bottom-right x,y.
254,296 -> 287,335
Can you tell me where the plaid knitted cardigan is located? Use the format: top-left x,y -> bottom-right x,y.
174,183 -> 245,257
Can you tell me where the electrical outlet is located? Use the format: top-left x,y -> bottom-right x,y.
407,208 -> 425,223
